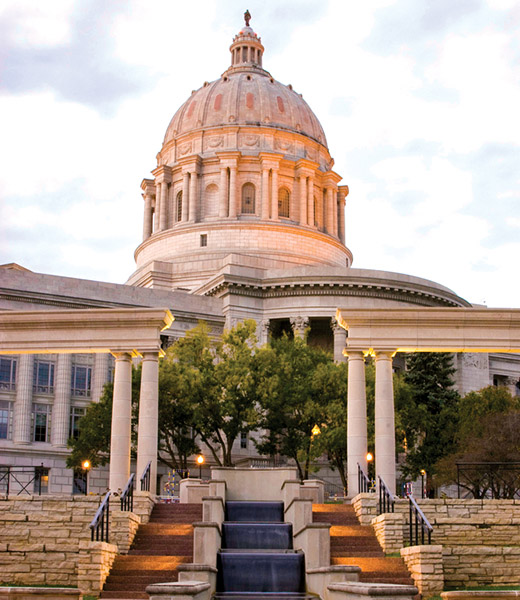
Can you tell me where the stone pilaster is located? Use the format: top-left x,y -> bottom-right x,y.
189,171 -> 198,222
51,353 -> 72,447
219,167 -> 228,218
307,175 -> 314,226
271,167 -> 279,220
92,353 -> 110,403
299,176 -> 307,226
13,353 -> 34,445
374,351 -> 396,495
229,165 -> 237,218
326,187 -> 334,234
182,172 -> 190,222
109,352 -> 133,492
159,180 -> 168,231
346,351 -> 367,498
136,352 -> 159,495
261,168 -> 270,220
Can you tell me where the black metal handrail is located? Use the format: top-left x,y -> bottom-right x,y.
0,465 -> 48,497
408,493 -> 433,545
358,463 -> 373,494
120,473 -> 135,511
90,492 -> 111,542
140,461 -> 151,492
378,476 -> 395,514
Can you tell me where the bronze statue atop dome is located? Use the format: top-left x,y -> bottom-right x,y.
244,10 -> 251,27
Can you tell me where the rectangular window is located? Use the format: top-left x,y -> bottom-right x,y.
33,361 -> 55,394
200,234 -> 208,247
34,467 -> 49,494
240,431 -> 248,449
69,406 -> 86,440
0,400 -> 11,439
71,365 -> 92,397
33,403 -> 51,442
0,357 -> 17,391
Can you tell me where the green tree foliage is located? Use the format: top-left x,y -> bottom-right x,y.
435,385 -> 520,497
399,352 -> 460,492
165,320 -> 260,467
255,335 -> 348,481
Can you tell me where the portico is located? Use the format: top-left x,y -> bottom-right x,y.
336,307 -> 520,497
0,307 -> 173,494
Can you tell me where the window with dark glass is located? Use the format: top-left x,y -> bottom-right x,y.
278,188 -> 290,218
69,406 -> 86,440
0,357 -> 17,391
241,183 -> 256,214
176,191 -> 183,222
240,431 -> 248,449
71,365 -> 92,397
33,403 -> 51,442
0,400 -> 10,439
33,361 -> 54,394
200,234 -> 208,247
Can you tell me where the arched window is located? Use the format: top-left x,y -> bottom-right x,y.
176,191 -> 183,222
203,183 -> 219,219
241,183 -> 256,214
278,187 -> 290,218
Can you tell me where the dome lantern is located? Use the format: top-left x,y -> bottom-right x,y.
228,10 -> 265,71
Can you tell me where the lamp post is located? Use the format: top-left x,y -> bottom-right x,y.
420,469 -> 426,499
81,460 -> 91,496
366,452 -> 374,486
197,455 -> 204,479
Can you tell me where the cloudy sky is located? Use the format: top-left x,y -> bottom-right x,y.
0,0 -> 519,307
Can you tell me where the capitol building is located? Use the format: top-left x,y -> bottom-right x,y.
1,15 -> 519,495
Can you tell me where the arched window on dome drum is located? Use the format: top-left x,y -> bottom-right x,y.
176,191 -> 183,223
278,187 -> 290,219
241,183 -> 256,214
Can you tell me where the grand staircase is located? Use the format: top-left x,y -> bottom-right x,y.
99,503 -> 202,600
313,503 -> 414,586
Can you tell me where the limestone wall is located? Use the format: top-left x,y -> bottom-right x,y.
0,494 -> 148,592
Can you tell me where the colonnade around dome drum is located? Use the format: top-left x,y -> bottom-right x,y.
337,307 -> 520,498
140,155 -> 348,245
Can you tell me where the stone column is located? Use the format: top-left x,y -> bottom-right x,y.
331,319 -> 347,363
261,168 -> 270,220
299,176 -> 307,226
154,183 -> 161,231
326,188 -> 334,234
13,354 -> 34,444
271,168 -> 279,220
333,193 -> 339,237
136,352 -> 159,495
228,165 -> 237,218
182,172 -> 190,222
109,352 -> 133,492
189,171 -> 198,222
142,194 -> 153,240
347,351 -> 368,498
92,353 -> 110,403
374,351 -> 396,495
159,180 -> 168,231
259,319 -> 270,346
51,353 -> 72,447
219,167 -> 228,218
338,192 -> 346,244
290,316 -> 309,338
307,176 -> 314,226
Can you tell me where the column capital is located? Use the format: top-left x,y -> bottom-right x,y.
258,152 -> 284,168
179,155 -> 202,172
338,184 -> 349,202
290,316 -> 309,337
330,317 -> 345,334
216,151 -> 241,167
322,170 -> 343,186
141,178 -> 156,195
295,158 -> 319,174
373,350 -> 396,360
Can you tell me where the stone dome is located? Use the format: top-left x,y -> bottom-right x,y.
163,23 -> 327,149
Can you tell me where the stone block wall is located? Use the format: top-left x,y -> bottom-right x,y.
442,546 -> 520,588
371,512 -> 404,554
77,540 -> 118,595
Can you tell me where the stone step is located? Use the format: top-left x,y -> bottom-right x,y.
99,592 -> 149,599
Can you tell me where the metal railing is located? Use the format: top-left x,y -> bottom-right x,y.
120,473 -> 134,512
408,493 -> 433,545
0,465 -> 48,497
358,463 -> 373,494
378,476 -> 395,514
140,461 -> 151,492
90,492 -> 111,542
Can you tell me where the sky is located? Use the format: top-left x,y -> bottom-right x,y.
0,0 -> 519,308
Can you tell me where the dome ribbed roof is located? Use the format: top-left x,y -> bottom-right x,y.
163,17 -> 327,148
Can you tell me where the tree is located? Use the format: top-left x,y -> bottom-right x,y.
398,352 -> 460,494
255,335 -> 348,481
435,386 -> 520,497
